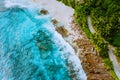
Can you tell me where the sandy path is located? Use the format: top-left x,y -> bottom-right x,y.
108,46 -> 120,79
87,15 -> 120,79
87,16 -> 96,34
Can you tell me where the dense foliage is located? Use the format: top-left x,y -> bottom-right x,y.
76,0 -> 120,57
84,0 -> 120,46
115,47 -> 120,57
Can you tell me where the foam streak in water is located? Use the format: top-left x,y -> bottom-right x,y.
0,0 -> 87,80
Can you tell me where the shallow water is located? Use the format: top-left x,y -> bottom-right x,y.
0,1 -> 86,80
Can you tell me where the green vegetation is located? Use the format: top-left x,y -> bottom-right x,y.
115,47 -> 120,57
104,58 -> 119,80
87,0 -> 120,46
113,32 -> 120,47
90,34 -> 108,58
58,0 -> 110,58
57,0 -> 120,79
57,0 -> 79,8
78,0 -> 120,59
58,0 -> 120,57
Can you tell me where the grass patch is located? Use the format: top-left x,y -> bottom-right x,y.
110,70 -> 119,80
114,49 -> 120,64
104,58 -> 113,70
104,58 -> 119,80
116,56 -> 120,63
82,26 -> 92,38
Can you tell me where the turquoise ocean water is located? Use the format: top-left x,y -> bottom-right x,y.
0,1 -> 86,80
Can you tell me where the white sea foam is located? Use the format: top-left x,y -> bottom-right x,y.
37,0 -> 87,79
51,29 -> 87,80
2,0 -> 74,26
4,1 -> 26,9
0,0 -> 87,79
35,0 -> 87,78
42,20 -> 87,79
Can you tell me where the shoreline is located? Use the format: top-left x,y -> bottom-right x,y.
37,0 -> 87,79
1,0 -> 114,79
1,0 -> 87,79
63,19 -> 113,80
39,0 -> 114,79
51,15 -> 113,79
35,0 -> 113,79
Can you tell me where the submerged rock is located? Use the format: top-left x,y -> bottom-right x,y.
36,41 -> 53,51
51,19 -> 58,26
56,26 -> 68,37
40,9 -> 48,15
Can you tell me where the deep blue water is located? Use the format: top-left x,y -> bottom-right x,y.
0,1 -> 86,80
